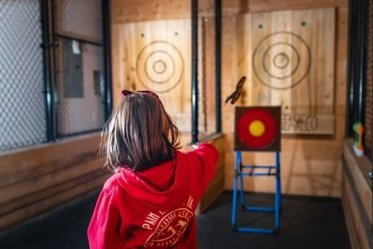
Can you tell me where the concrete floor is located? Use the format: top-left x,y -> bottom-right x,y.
0,191 -> 351,249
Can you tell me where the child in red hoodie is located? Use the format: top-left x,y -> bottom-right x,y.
87,90 -> 219,249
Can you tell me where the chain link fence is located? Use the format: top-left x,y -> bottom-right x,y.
0,0 -> 47,152
54,0 -> 105,137
0,0 -> 107,152
54,0 -> 103,42
55,38 -> 105,136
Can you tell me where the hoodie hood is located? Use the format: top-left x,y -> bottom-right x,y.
115,151 -> 180,205
88,143 -> 218,249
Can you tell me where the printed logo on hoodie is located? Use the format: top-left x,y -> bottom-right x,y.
143,196 -> 194,248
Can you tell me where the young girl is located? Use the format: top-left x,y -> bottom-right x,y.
88,90 -> 219,249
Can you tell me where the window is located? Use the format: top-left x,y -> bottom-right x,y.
0,0 -> 111,152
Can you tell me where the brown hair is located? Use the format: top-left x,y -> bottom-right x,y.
102,91 -> 180,172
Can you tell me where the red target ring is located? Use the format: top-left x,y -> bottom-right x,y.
237,108 -> 277,149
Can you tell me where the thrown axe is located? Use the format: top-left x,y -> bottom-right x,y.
225,76 -> 246,105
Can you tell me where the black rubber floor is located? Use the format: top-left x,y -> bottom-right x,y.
0,191 -> 351,249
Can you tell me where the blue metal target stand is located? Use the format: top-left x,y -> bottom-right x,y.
231,151 -> 282,234
231,106 -> 282,234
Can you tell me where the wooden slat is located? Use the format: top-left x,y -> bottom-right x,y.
0,157 -> 104,205
248,0 -> 344,12
111,0 -> 191,24
342,188 -> 360,249
199,134 -> 226,213
0,151 -> 98,188
220,0 -> 345,15
0,134 -> 100,180
111,0 -> 345,22
0,170 -> 109,217
343,140 -> 373,224
282,114 -> 335,134
200,171 -> 224,212
342,173 -> 372,249
0,134 -> 105,232
0,174 -> 109,232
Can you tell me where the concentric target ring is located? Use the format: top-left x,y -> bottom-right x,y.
144,50 -> 175,84
252,32 -> 311,90
263,42 -> 300,79
273,53 -> 290,69
136,41 -> 184,93
152,60 -> 167,74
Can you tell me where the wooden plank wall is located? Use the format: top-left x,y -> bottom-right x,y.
111,0 -> 217,108
198,134 -> 225,213
342,140 -> 373,249
111,0 -> 348,197
222,0 -> 348,197
0,134 -> 109,232
239,8 -> 335,135
110,0 -> 225,212
118,19 -> 192,131
111,0 -> 217,134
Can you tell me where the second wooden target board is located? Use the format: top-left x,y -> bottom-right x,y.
238,8 -> 335,135
120,19 -> 191,131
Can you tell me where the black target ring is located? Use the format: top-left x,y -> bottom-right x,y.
262,42 -> 300,79
152,60 -> 167,74
144,50 -> 175,84
136,40 -> 184,93
252,32 -> 311,90
273,53 -> 290,69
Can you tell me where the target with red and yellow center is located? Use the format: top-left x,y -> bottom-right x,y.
235,106 -> 281,151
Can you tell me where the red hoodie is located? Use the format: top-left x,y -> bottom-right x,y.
87,143 -> 219,249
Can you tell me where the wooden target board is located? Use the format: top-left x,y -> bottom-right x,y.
239,8 -> 335,135
235,106 -> 281,151
120,19 -> 191,131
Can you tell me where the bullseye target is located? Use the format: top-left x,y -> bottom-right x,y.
252,32 -> 311,90
234,106 -> 281,151
136,40 -> 184,93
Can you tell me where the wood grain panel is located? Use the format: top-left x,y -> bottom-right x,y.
111,0 -> 345,22
0,134 -> 108,231
0,170 -> 107,217
222,0 -> 347,197
239,8 -> 335,135
0,134 -> 100,184
200,170 -> 224,212
117,19 -> 192,131
342,190 -> 360,249
111,0 -> 219,24
199,134 -> 225,213
343,140 -> 372,224
342,173 -> 372,249
111,0 -> 191,24
0,158 -> 104,205
249,0 -> 344,12
0,174 -> 108,231
342,139 -> 373,249
221,0 -> 345,14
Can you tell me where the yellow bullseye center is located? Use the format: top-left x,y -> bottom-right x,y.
248,120 -> 265,137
